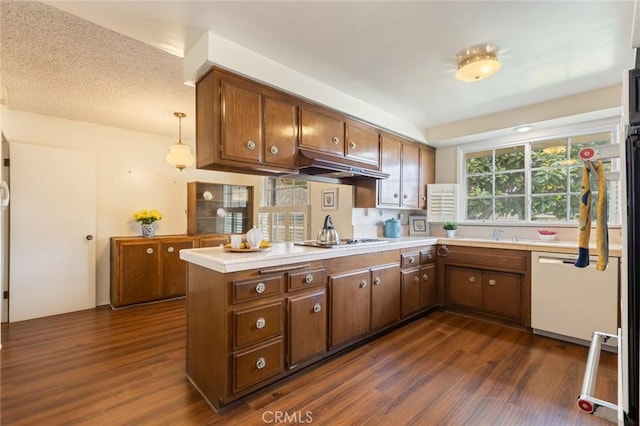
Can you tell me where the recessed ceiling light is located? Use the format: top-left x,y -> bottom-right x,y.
514,125 -> 533,133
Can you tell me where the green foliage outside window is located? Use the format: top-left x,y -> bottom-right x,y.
464,132 -> 615,223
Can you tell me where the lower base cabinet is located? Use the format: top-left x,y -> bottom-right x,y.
288,290 -> 327,366
330,269 -> 371,347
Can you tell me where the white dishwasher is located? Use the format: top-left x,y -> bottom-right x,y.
531,251 -> 619,349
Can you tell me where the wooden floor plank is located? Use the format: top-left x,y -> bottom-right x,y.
0,300 -> 616,425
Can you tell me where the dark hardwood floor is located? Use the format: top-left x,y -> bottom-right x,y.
0,299 -> 616,425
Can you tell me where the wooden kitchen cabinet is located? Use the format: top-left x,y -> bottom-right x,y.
187,181 -> 253,235
371,263 -> 401,331
330,269 -> 371,347
196,68 -> 298,174
438,245 -> 530,326
345,119 -> 380,166
400,247 -> 437,317
288,290 -> 327,366
299,107 -> 345,157
110,235 -> 196,308
354,133 -> 434,210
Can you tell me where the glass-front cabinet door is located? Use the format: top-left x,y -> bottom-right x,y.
187,182 -> 254,235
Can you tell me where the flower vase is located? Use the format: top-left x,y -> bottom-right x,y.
446,229 -> 456,238
141,223 -> 155,238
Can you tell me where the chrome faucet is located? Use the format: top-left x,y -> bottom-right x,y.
492,229 -> 503,241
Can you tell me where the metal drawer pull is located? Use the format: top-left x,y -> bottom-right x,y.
373,276 -> 381,285
409,257 -> 415,263
437,245 -> 449,257
488,279 -> 496,286
360,280 -> 368,288
146,248 -> 154,254
313,303 -> 321,313
423,274 -> 429,281
468,276 -> 476,283
332,136 -> 340,145
255,282 -> 266,294
246,140 -> 256,150
414,276 -> 420,284
349,142 -> 356,149
256,317 -> 266,329
256,357 -> 266,370
270,145 -> 279,155
425,252 -> 433,260
305,274 -> 314,284
167,247 -> 174,253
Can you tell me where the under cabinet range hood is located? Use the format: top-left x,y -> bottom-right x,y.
296,148 -> 390,182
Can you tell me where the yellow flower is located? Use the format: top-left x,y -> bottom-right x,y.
133,209 -> 163,225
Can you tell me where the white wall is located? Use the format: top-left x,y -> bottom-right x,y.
3,110 -> 263,306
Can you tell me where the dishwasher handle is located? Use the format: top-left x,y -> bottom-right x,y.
537,256 -> 579,265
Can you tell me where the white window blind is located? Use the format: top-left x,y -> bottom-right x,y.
427,184 -> 458,222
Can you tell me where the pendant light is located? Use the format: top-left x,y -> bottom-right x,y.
166,112 -> 194,171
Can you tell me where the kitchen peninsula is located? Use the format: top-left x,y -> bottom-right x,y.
180,237 -> 438,410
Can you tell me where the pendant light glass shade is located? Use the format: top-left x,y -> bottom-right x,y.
455,52 -> 500,82
166,112 -> 194,171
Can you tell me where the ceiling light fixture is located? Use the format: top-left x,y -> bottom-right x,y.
455,45 -> 501,82
166,112 -> 194,171
514,125 -> 533,133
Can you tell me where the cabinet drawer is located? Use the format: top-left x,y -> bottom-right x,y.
233,302 -> 284,349
233,338 -> 284,392
401,252 -> 420,268
232,276 -> 283,303
420,248 -> 436,264
288,268 -> 326,291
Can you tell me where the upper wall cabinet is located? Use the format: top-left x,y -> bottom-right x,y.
345,119 -> 380,167
354,134 -> 435,210
299,107 -> 345,157
196,68 -> 298,174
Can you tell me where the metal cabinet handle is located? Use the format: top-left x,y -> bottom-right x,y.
256,357 -> 266,369
403,194 -> 408,199
86,235 -> 94,241
349,142 -> 356,149
373,276 -> 381,285
414,276 -> 420,284
360,280 -> 368,288
409,257 -> 416,264
394,193 -> 399,198
313,303 -> 321,313
488,279 -> 496,286
332,136 -> 340,145
437,245 -> 449,257
270,145 -> 279,155
246,140 -> 256,150
255,282 -> 266,294
423,274 -> 429,281
421,196 -> 427,201
167,247 -> 174,253
425,252 -> 433,260
256,317 -> 266,329
468,276 -> 476,283
305,274 -> 314,284
146,248 -> 154,254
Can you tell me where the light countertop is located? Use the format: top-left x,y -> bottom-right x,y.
180,236 -> 621,273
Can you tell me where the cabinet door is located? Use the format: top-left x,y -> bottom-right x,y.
263,96 -> 298,168
161,239 -> 196,297
420,263 -> 436,308
482,271 -> 520,319
220,80 -> 262,163
419,146 -> 435,210
288,290 -> 327,366
345,121 -> 380,166
378,134 -> 402,206
117,242 -> 161,306
401,267 -> 422,317
447,266 -> 482,310
330,270 -> 370,347
299,108 -> 344,156
401,142 -> 420,208
371,264 -> 401,330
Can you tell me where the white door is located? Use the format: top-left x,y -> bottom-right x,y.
9,143 -> 96,322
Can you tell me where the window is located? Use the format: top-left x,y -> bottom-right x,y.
462,130 -> 620,225
258,178 -> 310,242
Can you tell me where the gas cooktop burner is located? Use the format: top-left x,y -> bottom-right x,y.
294,239 -> 388,248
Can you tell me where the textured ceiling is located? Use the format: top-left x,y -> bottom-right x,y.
0,1 -> 637,145
0,1 -> 194,141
